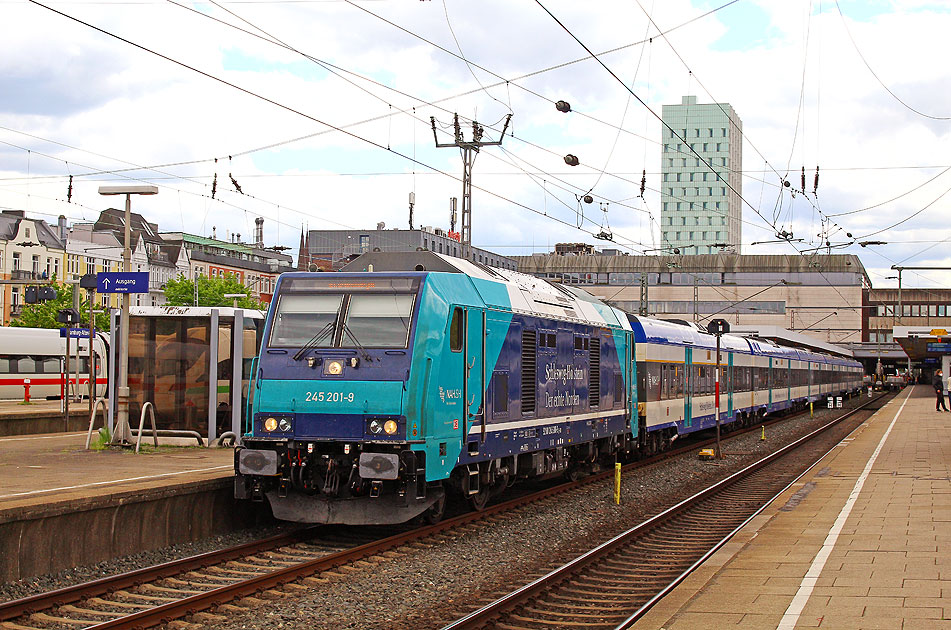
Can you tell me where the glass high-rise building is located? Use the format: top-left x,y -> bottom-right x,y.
660,95 -> 742,254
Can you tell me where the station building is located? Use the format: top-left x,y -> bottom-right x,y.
514,251 -> 868,345
0,210 -> 66,324
160,220 -> 293,305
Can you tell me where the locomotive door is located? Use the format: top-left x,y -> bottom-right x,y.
463,307 -> 486,445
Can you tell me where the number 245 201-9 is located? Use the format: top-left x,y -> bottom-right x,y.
305,391 -> 355,403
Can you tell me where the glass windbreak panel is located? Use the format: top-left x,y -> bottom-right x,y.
341,294 -> 415,348
270,294 -> 343,347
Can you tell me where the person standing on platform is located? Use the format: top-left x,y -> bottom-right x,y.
935,369 -> 949,412
947,369 -> 951,411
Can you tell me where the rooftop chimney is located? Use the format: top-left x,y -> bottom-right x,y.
254,217 -> 264,248
58,215 -> 68,241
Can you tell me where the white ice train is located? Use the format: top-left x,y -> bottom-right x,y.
0,327 -> 108,400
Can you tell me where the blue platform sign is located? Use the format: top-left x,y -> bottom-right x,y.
97,271 -> 149,294
59,327 -> 91,339
927,342 -> 951,353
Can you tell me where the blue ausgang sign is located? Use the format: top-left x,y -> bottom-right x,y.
97,272 -> 149,294
59,327 -> 91,339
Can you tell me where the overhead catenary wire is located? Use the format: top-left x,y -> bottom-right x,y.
834,0 -> 951,121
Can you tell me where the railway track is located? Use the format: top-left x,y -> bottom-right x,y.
0,393 -> 885,630
440,393 -> 890,630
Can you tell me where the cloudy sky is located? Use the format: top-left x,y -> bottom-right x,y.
2,0 -> 950,288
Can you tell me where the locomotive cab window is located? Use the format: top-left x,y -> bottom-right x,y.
270,293 -> 343,347
341,294 -> 415,348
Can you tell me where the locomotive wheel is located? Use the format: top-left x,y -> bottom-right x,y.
423,492 -> 447,525
468,485 -> 491,511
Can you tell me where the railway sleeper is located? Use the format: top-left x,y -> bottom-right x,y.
571,577 -> 671,591
504,611 -> 610,627
596,557 -> 682,571
1,621 -> 43,630
86,597 -> 152,610
29,612 -> 94,626
143,583 -> 203,595
531,597 -> 639,610
115,589 -> 176,602
583,566 -> 680,581
547,592 -> 647,605
205,566 -> 266,578
521,605 -> 627,621
59,604 -> 126,618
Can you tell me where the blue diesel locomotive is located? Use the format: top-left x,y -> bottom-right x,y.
235,258 -> 861,524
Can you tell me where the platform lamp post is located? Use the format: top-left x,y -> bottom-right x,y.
706,318 -> 730,459
98,185 -> 158,445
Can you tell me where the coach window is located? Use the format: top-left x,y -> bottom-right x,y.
0,357 -> 9,373
36,357 -> 60,374
661,363 -> 670,400
450,308 -> 463,352
647,363 -> 661,402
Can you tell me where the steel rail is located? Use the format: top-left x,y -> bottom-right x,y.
440,392 -> 890,630
1,391 -> 880,629
0,527 -> 322,622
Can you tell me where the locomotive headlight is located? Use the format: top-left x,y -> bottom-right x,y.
278,417 -> 292,432
263,417 -> 278,432
324,360 -> 343,376
383,420 -> 399,435
368,419 -> 384,435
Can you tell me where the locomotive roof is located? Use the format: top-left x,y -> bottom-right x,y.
429,254 -> 632,331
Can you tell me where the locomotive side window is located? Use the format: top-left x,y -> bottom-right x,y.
493,372 -> 509,414
341,294 -> 415,348
450,307 -> 463,352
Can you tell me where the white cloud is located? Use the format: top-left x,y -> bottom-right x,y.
1,0 -> 949,287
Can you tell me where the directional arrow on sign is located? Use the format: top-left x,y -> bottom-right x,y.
103,278 -> 110,290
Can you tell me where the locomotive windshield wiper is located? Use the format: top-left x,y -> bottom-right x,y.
292,320 -> 335,361
341,322 -> 372,362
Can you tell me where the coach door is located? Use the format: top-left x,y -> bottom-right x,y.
727,352 -> 734,420
684,347 -> 693,428
463,307 -> 486,449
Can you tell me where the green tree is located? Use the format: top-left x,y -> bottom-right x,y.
11,280 -> 111,331
163,273 -> 266,310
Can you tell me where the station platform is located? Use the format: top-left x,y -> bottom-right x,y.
0,399 -> 92,436
634,385 -> 950,629
0,431 -> 262,583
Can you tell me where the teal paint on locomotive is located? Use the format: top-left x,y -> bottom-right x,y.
255,379 -> 404,417
404,273 -> 514,482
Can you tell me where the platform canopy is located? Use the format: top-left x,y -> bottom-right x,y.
892,326 -> 951,365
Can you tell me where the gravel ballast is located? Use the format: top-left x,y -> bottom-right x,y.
0,393 -> 889,628
212,395 -> 887,630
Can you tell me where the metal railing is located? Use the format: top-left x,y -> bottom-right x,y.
84,398 -> 110,449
